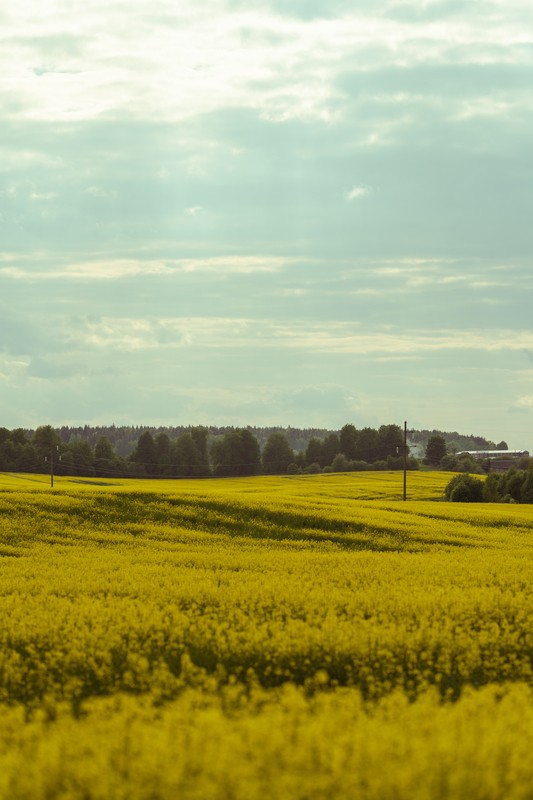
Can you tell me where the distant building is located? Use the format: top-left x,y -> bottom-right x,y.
407,441 -> 425,459
457,450 -> 529,472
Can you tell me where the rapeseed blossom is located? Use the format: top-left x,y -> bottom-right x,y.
0,471 -> 532,798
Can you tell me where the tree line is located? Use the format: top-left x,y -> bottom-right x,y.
0,423 -> 420,479
47,424 -> 335,459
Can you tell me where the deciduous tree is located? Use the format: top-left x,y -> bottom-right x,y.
32,425 -> 61,459
354,427 -> 378,463
424,435 -> 447,466
377,424 -> 404,460
262,432 -> 294,475
131,431 -> 158,475
211,429 -> 260,477
339,424 -> 358,460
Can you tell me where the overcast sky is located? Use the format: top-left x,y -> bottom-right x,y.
1,0 -> 533,448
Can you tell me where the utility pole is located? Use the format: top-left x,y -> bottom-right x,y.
403,420 -> 408,501
45,446 -> 60,489
397,422 -> 408,500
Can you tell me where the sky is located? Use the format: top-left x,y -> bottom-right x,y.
1,0 -> 533,449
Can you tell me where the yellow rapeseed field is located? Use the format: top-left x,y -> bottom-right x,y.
0,470 -> 532,799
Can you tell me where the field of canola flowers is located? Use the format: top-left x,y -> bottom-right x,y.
1,469 -> 533,799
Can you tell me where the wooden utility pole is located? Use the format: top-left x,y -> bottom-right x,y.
45,446 -> 60,488
403,420 -> 408,501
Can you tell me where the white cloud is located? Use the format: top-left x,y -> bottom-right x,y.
0,355 -> 29,383
345,186 -> 369,201
270,325 -> 533,355
0,254 -> 296,281
0,259 -> 171,281
3,3 -> 533,124
29,191 -> 58,202
454,97 -> 513,121
175,255 -> 292,273
66,316 -> 533,356
370,261 -> 521,291
516,395 -> 533,409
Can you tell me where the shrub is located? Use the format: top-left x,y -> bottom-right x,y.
440,454 -> 458,471
350,460 -> 370,472
386,455 -> 404,470
445,474 -> 483,503
450,482 -> 474,502
456,455 -> 484,474
286,462 -> 301,475
332,453 -> 350,473
305,462 -> 321,474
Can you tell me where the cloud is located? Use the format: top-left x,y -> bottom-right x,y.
1,1 -> 532,442
65,316 -> 533,356
516,395 -> 533,409
345,186 -> 369,201
84,186 -> 117,199
29,191 -> 57,202
0,259 -> 172,281
370,261 -> 525,292
0,355 -> 29,383
3,2 -> 533,126
272,326 -> 533,355
0,254 -> 295,281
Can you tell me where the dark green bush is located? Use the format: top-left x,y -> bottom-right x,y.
445,474 -> 483,502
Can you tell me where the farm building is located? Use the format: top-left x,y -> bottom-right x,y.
457,450 -> 529,472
